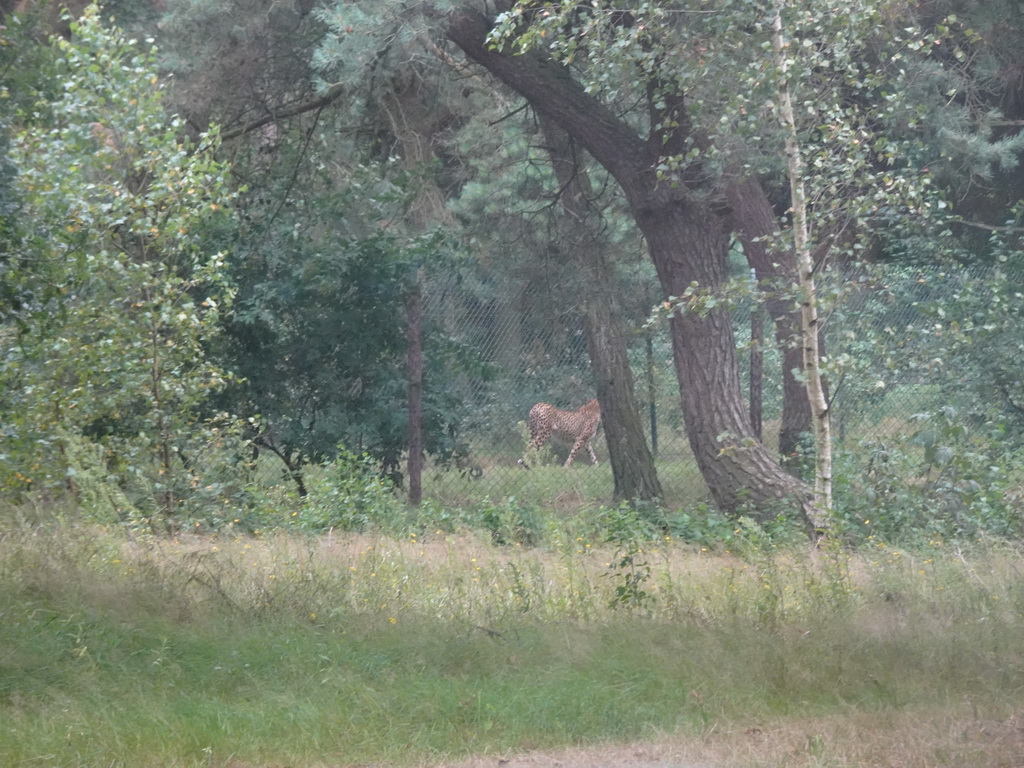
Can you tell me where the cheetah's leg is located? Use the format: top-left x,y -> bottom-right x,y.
564,439 -> 586,467
564,439 -> 598,467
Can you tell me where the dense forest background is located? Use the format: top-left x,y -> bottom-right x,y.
3,0 -> 1024,541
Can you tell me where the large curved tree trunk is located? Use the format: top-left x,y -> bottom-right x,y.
540,119 -> 663,503
444,6 -> 816,528
638,201 -> 811,517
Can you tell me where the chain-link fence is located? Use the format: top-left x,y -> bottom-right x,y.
418,264 -> 1021,511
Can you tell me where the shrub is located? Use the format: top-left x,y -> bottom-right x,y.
478,495 -> 545,545
833,407 -> 1024,543
292,449 -> 405,533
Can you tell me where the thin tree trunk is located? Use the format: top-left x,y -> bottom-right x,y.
725,177 -> 811,474
148,309 -> 176,518
539,119 -> 662,503
772,3 -> 831,525
378,80 -> 454,504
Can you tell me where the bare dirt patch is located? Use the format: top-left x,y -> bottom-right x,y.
431,706 -> 1024,768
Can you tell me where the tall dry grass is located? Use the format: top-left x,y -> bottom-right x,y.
2,518 -> 1023,767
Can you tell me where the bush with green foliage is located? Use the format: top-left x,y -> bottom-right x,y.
0,5 -> 241,523
833,406 -> 1023,543
220,156 -> 480,487
477,495 -> 545,546
291,449 -> 406,534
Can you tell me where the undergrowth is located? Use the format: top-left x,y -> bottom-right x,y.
2,511 -> 1023,767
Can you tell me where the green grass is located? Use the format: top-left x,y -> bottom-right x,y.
418,415 -> 800,514
421,457 -> 709,512
2,518 -> 1024,767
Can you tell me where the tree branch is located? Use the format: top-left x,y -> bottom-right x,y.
952,218 -> 1024,234
440,5 -> 653,194
219,83 -> 346,140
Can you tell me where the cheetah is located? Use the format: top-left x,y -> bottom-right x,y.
519,398 -> 601,469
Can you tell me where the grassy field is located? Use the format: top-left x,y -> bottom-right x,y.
2,514 -> 1023,768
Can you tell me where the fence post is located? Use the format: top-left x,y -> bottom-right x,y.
646,328 -> 658,458
750,300 -> 764,441
407,266 -> 424,505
